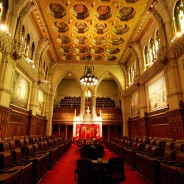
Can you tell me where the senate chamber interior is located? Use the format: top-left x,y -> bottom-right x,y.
0,0 -> 184,184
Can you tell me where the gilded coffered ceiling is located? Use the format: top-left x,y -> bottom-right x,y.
32,0 -> 153,64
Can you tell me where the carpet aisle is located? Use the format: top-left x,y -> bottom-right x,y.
40,143 -> 148,184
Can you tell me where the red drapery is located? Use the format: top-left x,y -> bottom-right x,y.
75,124 -> 100,139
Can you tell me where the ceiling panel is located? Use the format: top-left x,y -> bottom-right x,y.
32,0 -> 153,64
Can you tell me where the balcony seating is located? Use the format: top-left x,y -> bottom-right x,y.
60,96 -> 81,107
96,97 -> 115,108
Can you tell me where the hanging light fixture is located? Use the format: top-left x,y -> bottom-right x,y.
80,47 -> 98,86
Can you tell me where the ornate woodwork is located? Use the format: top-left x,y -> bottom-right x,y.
128,109 -> 184,139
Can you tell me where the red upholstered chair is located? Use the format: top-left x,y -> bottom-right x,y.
160,151 -> 184,184
74,158 -> 98,184
103,157 -> 126,184
0,150 -> 33,184
0,141 -> 10,151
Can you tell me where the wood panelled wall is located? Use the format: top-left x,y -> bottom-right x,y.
128,108 -> 184,139
102,125 -> 122,140
52,124 -> 73,139
0,105 -> 46,137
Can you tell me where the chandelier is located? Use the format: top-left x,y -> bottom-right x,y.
80,47 -> 98,86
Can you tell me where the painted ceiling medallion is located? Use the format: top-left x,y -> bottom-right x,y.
107,47 -> 120,54
60,46 -> 73,53
35,0 -> 150,63
111,37 -> 124,45
113,24 -> 129,35
94,23 -> 108,34
92,47 -> 104,54
71,5 -> 89,19
93,55 -> 102,60
75,46 -> 88,54
93,36 -> 106,45
61,54 -> 73,60
53,21 -> 68,32
74,22 -> 89,33
76,54 -> 88,61
106,55 -> 117,61
57,35 -> 71,44
74,36 -> 88,44
47,3 -> 66,18
118,7 -> 136,21
95,6 -> 112,20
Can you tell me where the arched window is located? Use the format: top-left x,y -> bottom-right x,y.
154,30 -> 160,58
45,67 -> 48,80
128,67 -> 131,86
30,42 -> 35,60
21,26 -> 25,46
86,90 -> 91,98
144,46 -> 149,69
128,61 -> 136,86
25,34 -> 30,57
148,39 -> 154,64
0,0 -> 8,23
174,0 -> 184,35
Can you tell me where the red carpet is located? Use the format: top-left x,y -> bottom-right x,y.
40,144 -> 148,184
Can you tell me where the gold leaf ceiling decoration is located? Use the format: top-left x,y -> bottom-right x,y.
32,0 -> 153,64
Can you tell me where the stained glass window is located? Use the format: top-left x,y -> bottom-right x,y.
25,34 -> 30,57
0,2 -> 3,21
0,0 -> 8,23
174,0 -> 184,35
154,30 -> 159,57
128,61 -> 136,86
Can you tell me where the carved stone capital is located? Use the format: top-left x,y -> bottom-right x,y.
0,32 -> 11,54
19,2 -> 34,18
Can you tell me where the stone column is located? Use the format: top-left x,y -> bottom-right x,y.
45,92 -> 54,135
121,96 -> 130,136
115,125 -> 117,137
65,124 -> 68,141
0,54 -> 16,107
58,125 -> 61,137
154,0 -> 174,43
164,58 -> 183,110
91,94 -> 96,118
139,84 -> 147,117
80,91 -> 85,118
131,42 -> 144,74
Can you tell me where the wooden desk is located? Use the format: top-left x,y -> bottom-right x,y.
92,160 -> 108,165
0,168 -> 21,184
92,160 -> 109,183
